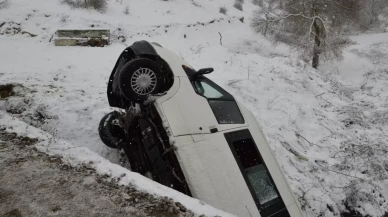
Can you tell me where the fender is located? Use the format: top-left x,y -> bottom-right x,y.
107,41 -> 160,108
131,40 -> 159,57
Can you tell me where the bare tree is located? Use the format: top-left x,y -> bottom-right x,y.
251,3 -> 274,37
251,0 -> 361,68
278,0 -> 283,9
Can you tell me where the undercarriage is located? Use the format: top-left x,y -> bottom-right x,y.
99,103 -> 191,196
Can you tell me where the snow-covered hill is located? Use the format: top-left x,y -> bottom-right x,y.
1,0 -> 388,216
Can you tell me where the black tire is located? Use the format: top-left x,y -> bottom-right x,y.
118,58 -> 163,103
98,111 -> 125,149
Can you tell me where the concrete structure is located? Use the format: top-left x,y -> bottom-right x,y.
54,29 -> 110,47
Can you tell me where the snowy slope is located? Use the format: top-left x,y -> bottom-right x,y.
322,32 -> 388,84
1,0 -> 388,216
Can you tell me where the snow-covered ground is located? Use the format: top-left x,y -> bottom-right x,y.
1,0 -> 388,216
322,32 -> 388,84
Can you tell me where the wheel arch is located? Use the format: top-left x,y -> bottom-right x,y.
107,40 -> 173,108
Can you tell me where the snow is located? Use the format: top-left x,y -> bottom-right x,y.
1,0 -> 388,216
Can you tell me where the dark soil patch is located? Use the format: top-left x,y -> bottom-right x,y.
0,128 -> 38,146
0,83 -> 26,100
340,202 -> 371,217
0,188 -> 15,203
0,84 -> 15,99
0,21 -> 22,35
3,209 -> 23,217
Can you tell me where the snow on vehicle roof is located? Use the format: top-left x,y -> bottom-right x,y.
152,44 -> 194,77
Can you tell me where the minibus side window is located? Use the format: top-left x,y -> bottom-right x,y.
225,129 -> 290,217
233,139 -> 279,205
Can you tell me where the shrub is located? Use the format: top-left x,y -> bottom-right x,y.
60,14 -> 69,23
123,5 -> 129,14
233,1 -> 243,11
252,0 -> 263,6
88,0 -> 107,12
219,6 -> 227,15
0,0 -> 9,10
61,0 -> 107,13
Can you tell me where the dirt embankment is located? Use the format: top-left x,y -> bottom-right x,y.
0,128 -> 195,217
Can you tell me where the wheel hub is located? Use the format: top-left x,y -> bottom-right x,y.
131,68 -> 157,95
138,75 -> 151,88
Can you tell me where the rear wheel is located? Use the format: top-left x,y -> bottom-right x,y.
98,111 -> 125,149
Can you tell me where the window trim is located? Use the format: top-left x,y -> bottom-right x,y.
224,129 -> 290,217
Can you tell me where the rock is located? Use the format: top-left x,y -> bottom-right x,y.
82,176 -> 96,186
175,202 -> 187,212
122,193 -> 131,201
52,205 -> 62,212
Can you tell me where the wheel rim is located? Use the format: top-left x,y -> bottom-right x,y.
130,68 -> 157,95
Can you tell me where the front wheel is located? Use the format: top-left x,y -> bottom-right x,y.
118,58 -> 164,103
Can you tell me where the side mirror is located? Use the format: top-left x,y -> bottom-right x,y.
197,68 -> 214,75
